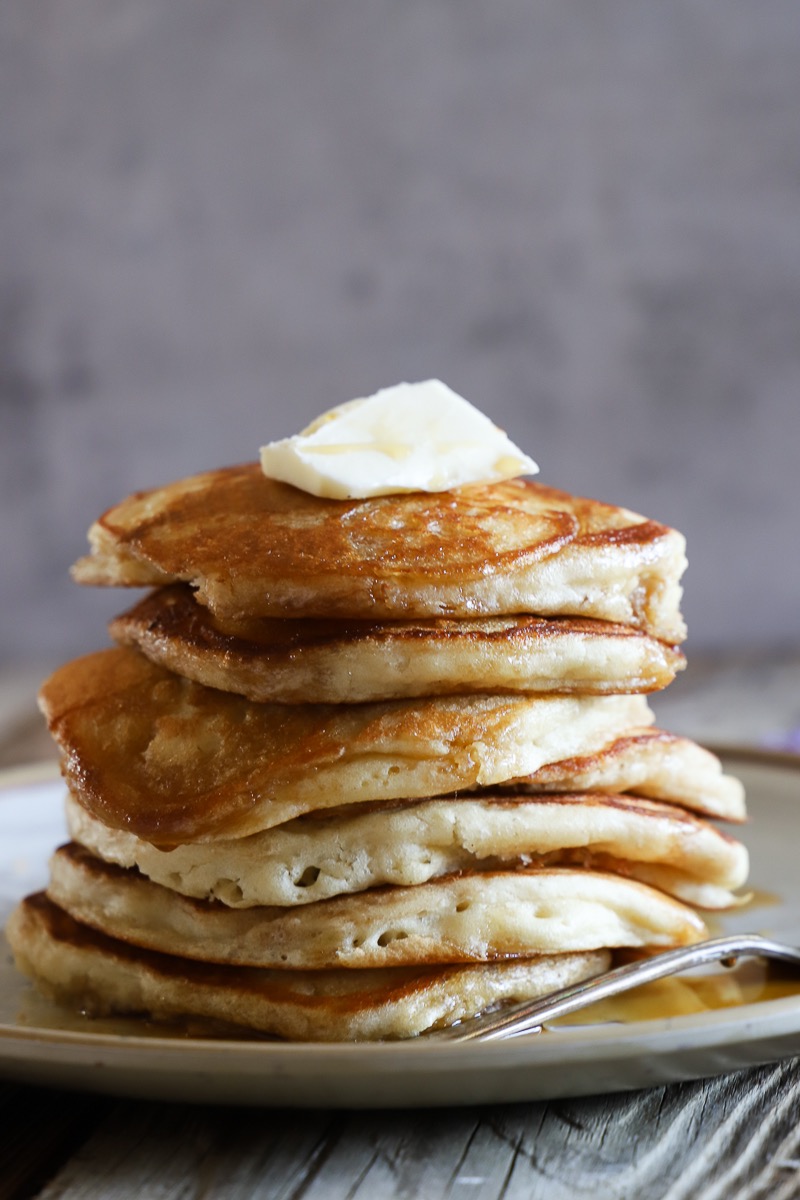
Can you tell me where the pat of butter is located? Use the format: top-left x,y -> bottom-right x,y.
259,380 -> 538,499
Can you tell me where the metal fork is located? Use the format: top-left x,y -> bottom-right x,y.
428,934 -> 800,1042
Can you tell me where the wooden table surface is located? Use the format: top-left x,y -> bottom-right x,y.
2,656 -> 800,1200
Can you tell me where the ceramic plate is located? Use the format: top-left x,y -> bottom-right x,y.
2,753 -> 800,1108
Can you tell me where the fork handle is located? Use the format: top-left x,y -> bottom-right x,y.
437,934 -> 800,1042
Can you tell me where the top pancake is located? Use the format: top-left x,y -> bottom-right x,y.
72,464 -> 687,642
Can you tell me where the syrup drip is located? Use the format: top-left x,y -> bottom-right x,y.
737,888 -> 781,912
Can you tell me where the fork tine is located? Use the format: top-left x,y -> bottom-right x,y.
428,934 -> 800,1042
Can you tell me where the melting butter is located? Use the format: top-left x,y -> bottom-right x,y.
259,380 -> 538,499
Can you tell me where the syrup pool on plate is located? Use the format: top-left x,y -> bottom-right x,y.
549,959 -> 800,1028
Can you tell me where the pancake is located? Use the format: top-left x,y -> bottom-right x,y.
71,464 -> 687,642
65,789 -> 748,910
511,728 -> 746,822
601,862 -> 746,910
6,893 -> 611,1041
47,844 -> 706,970
109,585 -> 685,704
39,647 -> 653,845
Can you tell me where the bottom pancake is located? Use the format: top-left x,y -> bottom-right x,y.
7,893 -> 610,1042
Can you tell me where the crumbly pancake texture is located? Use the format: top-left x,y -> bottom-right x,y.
513,729 -> 747,822
72,465 -> 687,642
65,789 -> 748,911
47,844 -> 706,970
39,648 -> 653,845
109,585 -> 684,704
7,894 -> 611,1041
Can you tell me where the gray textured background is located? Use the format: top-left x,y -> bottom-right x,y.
2,0 -> 799,667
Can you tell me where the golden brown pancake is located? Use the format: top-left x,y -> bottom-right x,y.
47,844 -> 706,969
65,788 -> 748,910
6,893 -> 611,1041
511,728 -> 746,822
109,585 -> 684,704
72,464 -> 687,642
39,647 -> 653,845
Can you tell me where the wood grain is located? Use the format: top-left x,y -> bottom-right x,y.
11,1059 -> 797,1200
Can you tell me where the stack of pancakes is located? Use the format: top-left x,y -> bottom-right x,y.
7,464 -> 747,1040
